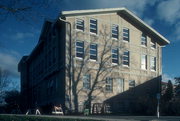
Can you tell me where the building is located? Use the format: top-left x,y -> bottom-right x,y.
18,8 -> 170,114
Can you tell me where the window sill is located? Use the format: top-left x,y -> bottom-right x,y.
141,68 -> 147,71
90,32 -> 98,36
122,65 -> 129,68
151,47 -> 156,50
141,45 -> 147,48
112,38 -> 118,41
123,40 -> 129,43
112,63 -> 118,66
76,29 -> 85,33
89,59 -> 97,62
150,70 -> 156,72
75,57 -> 83,60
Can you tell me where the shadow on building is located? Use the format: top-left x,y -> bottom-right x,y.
100,76 -> 161,115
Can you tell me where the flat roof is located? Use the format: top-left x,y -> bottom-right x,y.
61,8 -> 170,45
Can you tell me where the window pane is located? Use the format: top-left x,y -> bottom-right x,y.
112,48 -> 118,64
141,55 -> 147,69
76,41 -> 84,58
83,74 -> 91,89
129,80 -> 135,89
123,28 -> 129,41
112,24 -> 119,39
141,33 -> 147,46
90,44 -> 97,60
106,78 -> 113,92
76,19 -> 84,31
123,51 -> 129,66
90,19 -> 97,34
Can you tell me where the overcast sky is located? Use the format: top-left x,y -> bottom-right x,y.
0,0 -> 180,89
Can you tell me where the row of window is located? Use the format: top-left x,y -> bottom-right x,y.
76,41 -> 129,66
83,74 -> 137,93
83,75 -> 124,92
76,18 -> 156,49
76,41 -> 156,71
141,55 -> 156,71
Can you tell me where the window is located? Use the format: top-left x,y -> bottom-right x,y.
141,33 -> 147,46
112,48 -> 119,64
112,24 -> 119,39
129,80 -> 135,89
150,57 -> 156,71
76,41 -> 84,58
90,18 -> 97,34
90,44 -> 98,60
123,51 -> 129,66
123,28 -> 129,42
83,74 -> 91,89
151,40 -> 156,49
76,18 -> 84,31
105,77 -> 113,92
141,54 -> 147,70
117,78 -> 124,93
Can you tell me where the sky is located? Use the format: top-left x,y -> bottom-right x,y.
0,0 -> 180,90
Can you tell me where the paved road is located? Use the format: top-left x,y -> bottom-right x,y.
31,115 -> 180,121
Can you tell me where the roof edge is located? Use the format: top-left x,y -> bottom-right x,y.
61,7 -> 170,45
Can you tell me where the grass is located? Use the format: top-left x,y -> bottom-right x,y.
0,115 -> 102,121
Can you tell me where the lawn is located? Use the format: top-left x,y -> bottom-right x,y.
0,115 -> 102,121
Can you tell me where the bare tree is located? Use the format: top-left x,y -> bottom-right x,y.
0,0 -> 60,23
0,67 -> 11,102
65,23 -> 126,113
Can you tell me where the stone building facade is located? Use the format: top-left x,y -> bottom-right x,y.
18,8 -> 169,113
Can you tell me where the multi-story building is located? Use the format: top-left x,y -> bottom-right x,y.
18,8 -> 169,114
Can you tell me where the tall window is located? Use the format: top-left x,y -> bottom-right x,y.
141,54 -> 147,70
90,44 -> 98,60
105,77 -> 113,92
112,48 -> 119,64
76,41 -> 84,58
129,80 -> 135,89
123,28 -> 129,42
117,78 -> 124,93
123,51 -> 129,66
151,40 -> 156,49
83,74 -> 91,89
76,18 -> 84,31
141,33 -> 147,46
112,24 -> 119,39
150,57 -> 156,71
90,18 -> 97,34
